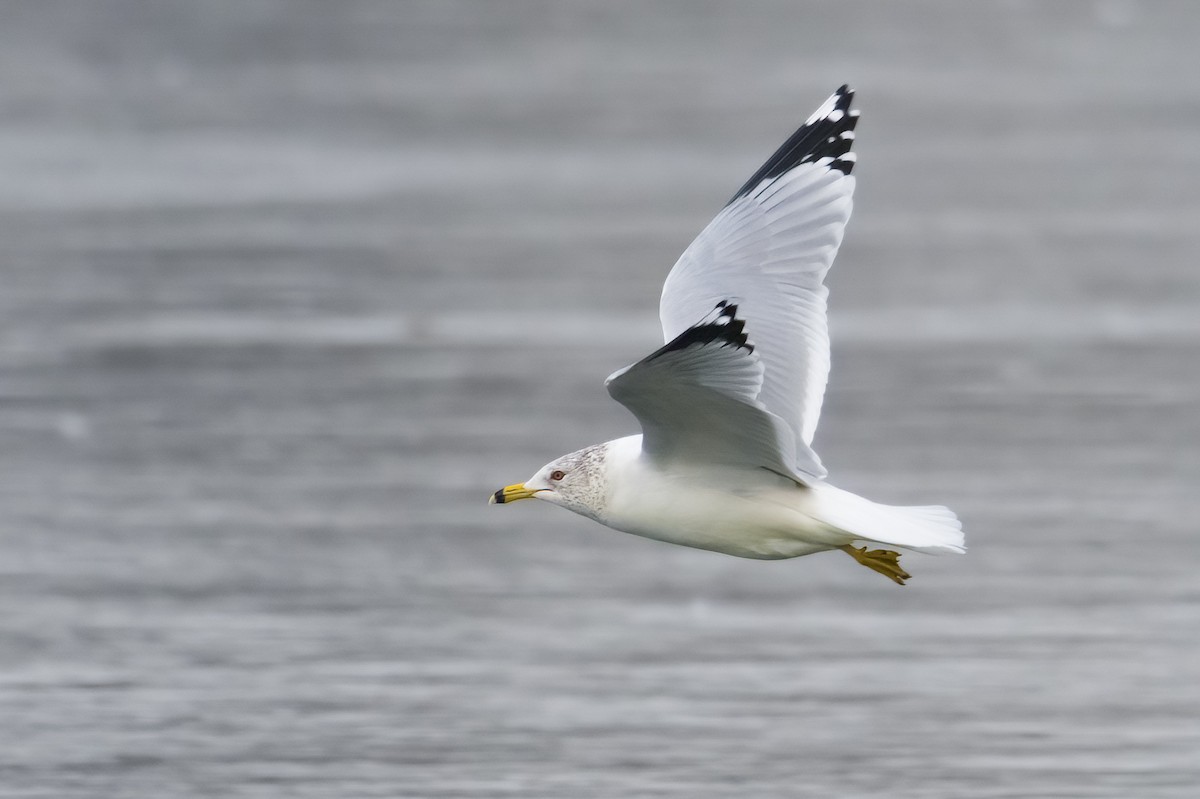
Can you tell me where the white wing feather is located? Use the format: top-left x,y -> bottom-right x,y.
605,304 -> 809,484
659,86 -> 859,481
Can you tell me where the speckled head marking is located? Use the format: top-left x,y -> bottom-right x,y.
490,443 -> 611,521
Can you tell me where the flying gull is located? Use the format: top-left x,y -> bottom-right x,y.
491,86 -> 964,584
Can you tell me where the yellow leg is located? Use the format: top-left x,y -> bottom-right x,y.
839,545 -> 911,586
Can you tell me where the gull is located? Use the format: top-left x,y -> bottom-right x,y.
491,86 -> 964,584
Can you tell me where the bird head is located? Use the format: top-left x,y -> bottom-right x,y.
489,444 -> 609,520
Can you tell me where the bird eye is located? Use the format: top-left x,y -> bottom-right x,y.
550,470 -> 566,481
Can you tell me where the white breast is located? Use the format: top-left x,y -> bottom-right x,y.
598,436 -> 843,560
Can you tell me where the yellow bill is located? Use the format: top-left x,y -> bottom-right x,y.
489,483 -> 539,505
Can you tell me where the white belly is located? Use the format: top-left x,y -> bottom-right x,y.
601,455 -> 849,560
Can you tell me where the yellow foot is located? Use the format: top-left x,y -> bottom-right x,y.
839,545 -> 911,586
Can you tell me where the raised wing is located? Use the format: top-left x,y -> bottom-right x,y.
659,85 -> 858,480
605,302 -> 815,485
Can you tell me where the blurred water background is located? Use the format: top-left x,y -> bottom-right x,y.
2,1 -> 1199,796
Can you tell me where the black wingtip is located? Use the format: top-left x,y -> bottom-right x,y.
651,301 -> 754,361
727,85 -> 859,205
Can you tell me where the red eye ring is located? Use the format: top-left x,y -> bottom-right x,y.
550,470 -> 566,481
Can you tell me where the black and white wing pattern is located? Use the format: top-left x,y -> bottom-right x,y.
605,302 -> 807,484
658,85 -> 859,482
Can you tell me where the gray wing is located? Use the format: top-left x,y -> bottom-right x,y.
658,85 -> 859,481
605,303 -> 811,485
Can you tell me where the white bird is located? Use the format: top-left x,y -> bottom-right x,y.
491,86 -> 964,584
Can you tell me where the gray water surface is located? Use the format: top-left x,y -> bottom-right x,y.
2,2 -> 1199,797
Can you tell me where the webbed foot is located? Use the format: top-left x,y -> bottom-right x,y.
839,544 -> 911,586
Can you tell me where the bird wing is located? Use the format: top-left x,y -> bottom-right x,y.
658,85 -> 858,481
605,302 -> 812,485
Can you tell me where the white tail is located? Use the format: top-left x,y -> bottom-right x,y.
813,484 -> 966,554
